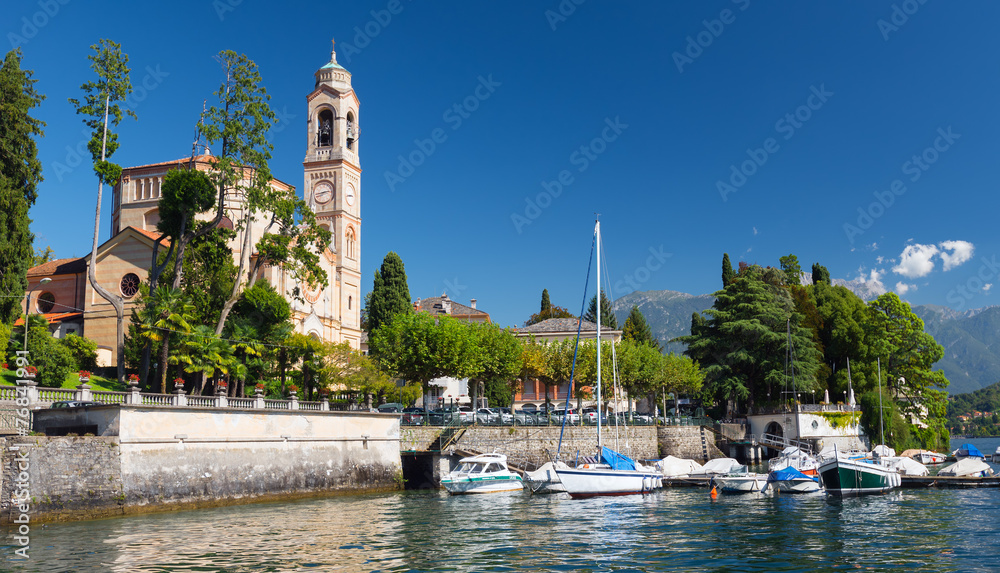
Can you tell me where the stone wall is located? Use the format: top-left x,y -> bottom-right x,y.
1,437 -> 125,523
656,426 -> 725,461
400,426 -> 441,452
8,406 -> 402,523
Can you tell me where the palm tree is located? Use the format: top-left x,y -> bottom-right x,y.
176,325 -> 234,394
139,286 -> 196,392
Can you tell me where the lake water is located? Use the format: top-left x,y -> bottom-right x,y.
4,438 -> 1000,572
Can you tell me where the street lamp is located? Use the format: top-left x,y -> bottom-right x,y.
24,277 -> 52,353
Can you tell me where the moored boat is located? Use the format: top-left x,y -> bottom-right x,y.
441,453 -> 524,494
954,443 -> 985,460
818,446 -> 901,497
914,450 -> 947,465
993,447 -> 1000,464
938,457 -> 995,478
712,465 -> 767,493
525,461 -> 569,494
765,466 -> 822,493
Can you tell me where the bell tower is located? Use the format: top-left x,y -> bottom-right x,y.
303,39 -> 362,345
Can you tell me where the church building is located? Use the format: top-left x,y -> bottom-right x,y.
22,43 -> 363,366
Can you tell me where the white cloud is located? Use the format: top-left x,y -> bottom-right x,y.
939,240 -> 975,271
892,243 -> 939,278
752,227 -> 758,235
876,255 -> 884,265
895,281 -> 915,295
984,283 -> 993,293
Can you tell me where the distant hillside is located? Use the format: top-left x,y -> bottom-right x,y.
913,305 -> 1000,395
612,287 -> 1000,396
612,290 -> 715,355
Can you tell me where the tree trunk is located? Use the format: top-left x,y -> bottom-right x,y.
159,337 -> 170,393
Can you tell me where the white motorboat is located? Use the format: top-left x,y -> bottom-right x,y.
905,450 -> 946,465
768,445 -> 820,476
712,467 -> 768,493
654,455 -> 703,478
691,457 -> 743,477
993,447 -> 1000,464
441,453 -> 524,495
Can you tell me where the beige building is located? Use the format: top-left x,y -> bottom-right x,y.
23,43 -> 364,365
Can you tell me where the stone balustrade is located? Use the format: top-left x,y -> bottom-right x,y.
3,382 -> 338,412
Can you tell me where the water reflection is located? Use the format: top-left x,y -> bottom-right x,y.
4,485 -> 1000,572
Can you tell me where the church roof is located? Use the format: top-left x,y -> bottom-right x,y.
415,294 -> 490,320
27,257 -> 87,277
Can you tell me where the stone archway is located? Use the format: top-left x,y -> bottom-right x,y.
765,421 -> 783,438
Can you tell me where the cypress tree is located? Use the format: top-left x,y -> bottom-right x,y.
0,49 -> 45,323
367,252 -> 412,334
722,253 -> 735,287
622,305 -> 659,350
540,289 -> 551,312
584,292 -> 617,329
811,263 -> 831,286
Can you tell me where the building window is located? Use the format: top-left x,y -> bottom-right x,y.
36,291 -> 55,313
346,111 -> 356,150
348,295 -> 352,310
346,228 -> 356,259
120,273 -> 140,298
318,109 -> 334,147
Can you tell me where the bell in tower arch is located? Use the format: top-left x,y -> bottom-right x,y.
317,109 -> 334,147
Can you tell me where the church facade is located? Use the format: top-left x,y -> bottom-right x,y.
23,44 -> 363,365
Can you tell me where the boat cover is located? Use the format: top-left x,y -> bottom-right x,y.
939,457 -> 994,477
872,445 -> 896,458
955,444 -> 984,458
693,458 -> 742,476
600,447 -> 637,471
769,466 -> 814,482
655,456 -> 703,477
890,456 -> 929,476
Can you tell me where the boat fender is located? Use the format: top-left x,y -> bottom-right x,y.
710,485 -> 718,499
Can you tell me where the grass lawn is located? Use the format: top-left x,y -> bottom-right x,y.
0,369 -> 121,391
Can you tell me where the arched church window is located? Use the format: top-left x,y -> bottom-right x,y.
346,111 -> 356,150
318,109 -> 334,147
346,228 -> 356,259
144,208 -> 160,230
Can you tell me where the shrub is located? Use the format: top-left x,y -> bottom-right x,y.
60,334 -> 98,371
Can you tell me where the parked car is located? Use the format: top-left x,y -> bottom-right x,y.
402,407 -> 426,425
513,409 -> 537,425
552,408 -> 580,424
582,410 -> 608,425
429,407 -> 459,424
476,407 -> 499,425
492,408 -> 514,425
457,406 -> 475,424
51,400 -> 98,409
377,403 -> 404,413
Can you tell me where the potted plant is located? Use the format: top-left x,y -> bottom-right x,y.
127,373 -> 140,387
24,365 -> 37,379
78,370 -> 91,383
288,384 -> 299,397
173,377 -> 185,391
254,382 -> 266,396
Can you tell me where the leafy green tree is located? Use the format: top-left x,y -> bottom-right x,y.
9,315 -> 74,387
859,389 -> 912,451
721,253 -> 735,287
173,324 -> 233,393
197,51 -> 330,337
370,313 -> 480,412
681,264 -> 821,414
779,254 -> 802,286
60,334 -> 98,372
812,283 -> 872,397
135,285 -> 196,392
70,39 -> 136,384
622,305 -> 659,349
540,289 -> 551,312
366,252 -> 412,335
584,292 -> 617,329
31,246 -> 55,266
468,323 -> 522,410
0,48 -> 44,324
811,263 -> 831,285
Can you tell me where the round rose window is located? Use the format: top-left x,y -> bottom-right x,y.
120,273 -> 140,298
36,291 -> 55,313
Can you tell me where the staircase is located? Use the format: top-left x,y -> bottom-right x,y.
699,427 -> 710,461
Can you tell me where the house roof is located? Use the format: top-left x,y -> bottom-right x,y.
415,294 -> 490,319
132,227 -> 169,245
124,154 -> 215,171
13,312 -> 83,326
27,257 -> 87,278
514,318 -> 620,334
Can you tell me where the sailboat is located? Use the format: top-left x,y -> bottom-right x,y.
818,358 -> 901,496
554,220 -> 663,498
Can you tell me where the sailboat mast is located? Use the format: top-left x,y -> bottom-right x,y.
877,357 -> 885,446
595,220 -> 602,453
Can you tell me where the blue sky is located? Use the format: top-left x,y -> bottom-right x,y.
12,0 -> 1000,327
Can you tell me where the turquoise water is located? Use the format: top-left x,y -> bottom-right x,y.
3,438 -> 999,572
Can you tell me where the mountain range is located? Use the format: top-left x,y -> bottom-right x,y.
613,287 -> 1000,396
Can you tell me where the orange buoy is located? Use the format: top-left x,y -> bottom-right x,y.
710,486 -> 718,499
